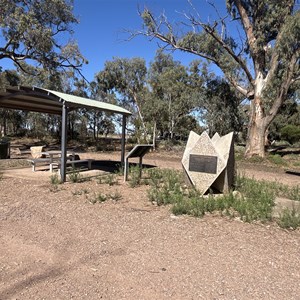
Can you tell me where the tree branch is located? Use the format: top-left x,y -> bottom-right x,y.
266,52 -> 298,124
184,13 -> 254,85
233,0 -> 256,51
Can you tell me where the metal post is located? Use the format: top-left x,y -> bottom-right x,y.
60,102 -> 68,182
121,115 -> 126,165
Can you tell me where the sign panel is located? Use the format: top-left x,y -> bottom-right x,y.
189,154 -> 217,174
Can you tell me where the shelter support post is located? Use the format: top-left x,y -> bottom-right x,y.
60,102 -> 68,182
121,115 -> 126,165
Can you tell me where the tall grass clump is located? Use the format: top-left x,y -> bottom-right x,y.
147,168 -> 184,206
128,165 -> 142,188
234,175 -> 275,222
267,154 -> 287,166
277,208 -> 300,230
68,168 -> 82,183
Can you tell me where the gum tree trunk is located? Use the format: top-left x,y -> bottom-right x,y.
245,74 -> 268,158
245,104 -> 267,157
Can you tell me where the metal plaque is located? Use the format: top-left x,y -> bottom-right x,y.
189,154 -> 217,174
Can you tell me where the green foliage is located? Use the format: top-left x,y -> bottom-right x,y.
146,50 -> 200,140
90,193 -> 107,204
201,77 -> 244,136
50,173 -> 61,185
67,168 -> 82,183
72,189 -> 89,196
128,165 -> 142,188
146,169 -> 300,229
147,168 -> 185,206
267,154 -> 286,166
97,174 -> 118,186
0,0 -> 86,74
138,2 -> 300,157
89,190 -> 122,204
96,57 -> 147,140
49,173 -> 62,192
280,125 -> 300,145
109,191 -> 122,201
277,208 -> 300,230
268,99 -> 300,141
104,174 -> 118,186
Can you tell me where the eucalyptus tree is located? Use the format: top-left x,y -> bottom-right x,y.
147,50 -> 199,140
0,70 -> 25,135
135,0 -> 300,157
0,0 -> 86,76
95,57 -> 148,137
84,80 -> 116,142
202,77 -> 244,136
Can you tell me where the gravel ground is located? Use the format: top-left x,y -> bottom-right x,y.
1,151 -> 300,299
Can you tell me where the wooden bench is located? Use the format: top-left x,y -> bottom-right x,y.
51,159 -> 94,173
27,158 -> 51,172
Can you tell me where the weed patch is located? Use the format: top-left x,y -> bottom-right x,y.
72,189 -> 89,196
97,174 -> 119,186
89,190 -> 122,204
68,168 -> 83,183
49,173 -> 62,192
146,169 -> 300,229
128,165 -> 142,188
268,154 -> 287,166
277,208 -> 300,230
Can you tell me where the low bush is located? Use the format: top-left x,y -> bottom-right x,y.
68,168 -> 83,183
277,208 -> 300,230
146,169 -> 300,229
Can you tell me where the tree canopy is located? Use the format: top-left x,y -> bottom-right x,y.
135,0 -> 300,157
0,0 -> 87,75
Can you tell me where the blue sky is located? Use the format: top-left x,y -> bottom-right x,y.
0,0 -> 229,82
73,0 -> 228,82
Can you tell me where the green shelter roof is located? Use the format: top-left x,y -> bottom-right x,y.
0,86 -> 132,116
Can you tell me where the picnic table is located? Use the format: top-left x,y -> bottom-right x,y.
28,150 -> 94,173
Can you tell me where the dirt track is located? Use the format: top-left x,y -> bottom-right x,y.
1,152 -> 300,299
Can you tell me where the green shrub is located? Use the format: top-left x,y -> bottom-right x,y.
109,190 -> 122,201
146,169 -> 300,229
68,168 -> 82,183
72,189 -> 89,196
89,190 -> 122,204
280,124 -> 300,144
277,208 -> 300,230
268,154 -> 286,166
128,165 -> 142,188
147,168 -> 184,205
104,174 -> 118,186
50,173 -> 61,185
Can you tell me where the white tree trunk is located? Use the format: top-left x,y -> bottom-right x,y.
245,73 -> 268,157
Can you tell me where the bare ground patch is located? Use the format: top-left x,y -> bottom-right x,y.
1,151 -> 300,299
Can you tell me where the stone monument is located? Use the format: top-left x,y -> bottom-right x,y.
181,131 -> 235,195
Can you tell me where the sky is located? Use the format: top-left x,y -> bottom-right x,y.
0,0 -> 229,82
72,0 -> 228,82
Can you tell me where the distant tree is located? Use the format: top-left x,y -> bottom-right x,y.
280,124 -> 300,144
268,98 -> 300,141
147,50 -> 199,140
95,57 -> 148,138
0,70 -> 24,135
86,81 -> 117,142
135,0 -> 300,157
0,0 -> 87,76
202,77 -> 244,136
